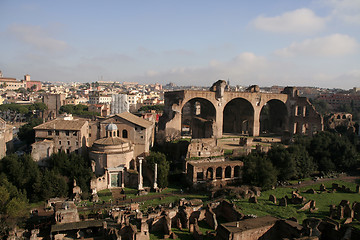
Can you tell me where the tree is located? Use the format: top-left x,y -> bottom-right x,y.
138,105 -> 164,113
267,144 -> 296,180
307,131 -> 360,172
0,174 -> 29,236
5,197 -> 28,218
146,152 -> 170,188
0,154 -> 42,202
288,144 -> 316,178
59,104 -> 99,117
0,186 -> 10,212
310,98 -> 330,115
46,152 -> 93,193
40,170 -> 68,200
242,153 -> 277,190
18,118 -> 43,144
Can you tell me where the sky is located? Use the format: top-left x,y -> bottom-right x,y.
0,0 -> 359,89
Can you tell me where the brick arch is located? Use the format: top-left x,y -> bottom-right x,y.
225,166 -> 232,178
206,167 -> 214,180
181,97 -> 217,138
216,167 -> 222,179
260,99 -> 289,135
223,97 -> 255,135
160,87 -> 323,139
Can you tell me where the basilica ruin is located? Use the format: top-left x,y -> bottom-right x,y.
159,80 -> 324,140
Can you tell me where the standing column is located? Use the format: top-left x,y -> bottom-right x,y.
121,171 -> 125,188
153,163 -> 158,190
253,107 -> 261,136
215,102 -> 224,138
138,157 -> 144,190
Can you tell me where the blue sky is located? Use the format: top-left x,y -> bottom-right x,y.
0,0 -> 359,88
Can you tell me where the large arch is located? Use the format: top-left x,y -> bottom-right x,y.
223,98 -> 254,135
181,97 -> 216,138
260,99 -> 288,135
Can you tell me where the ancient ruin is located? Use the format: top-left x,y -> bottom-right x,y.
159,80 -> 323,140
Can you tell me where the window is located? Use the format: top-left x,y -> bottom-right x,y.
122,129 -> 128,138
67,141 -> 70,145
59,141 -> 62,145
55,130 -> 59,136
48,130 -> 52,135
73,131 -> 77,136
66,131 -> 70,136
76,141 -> 78,146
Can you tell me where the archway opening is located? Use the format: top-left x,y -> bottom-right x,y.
223,98 -> 254,135
216,167 -> 222,179
225,166 -> 231,178
181,98 -> 216,138
260,99 -> 288,136
122,129 -> 128,138
206,168 -> 213,180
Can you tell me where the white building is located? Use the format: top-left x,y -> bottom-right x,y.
111,94 -> 129,115
89,91 -> 112,105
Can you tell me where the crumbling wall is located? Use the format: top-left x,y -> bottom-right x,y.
213,200 -> 243,222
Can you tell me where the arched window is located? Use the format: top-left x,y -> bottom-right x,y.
206,168 -> 213,180
225,166 -> 231,178
122,129 -> 128,138
216,167 -> 222,179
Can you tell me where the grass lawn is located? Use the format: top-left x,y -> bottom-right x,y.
119,184 -> 211,211
234,180 -> 360,226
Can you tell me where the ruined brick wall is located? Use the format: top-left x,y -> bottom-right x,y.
159,84 -> 323,140
214,200 -> 243,222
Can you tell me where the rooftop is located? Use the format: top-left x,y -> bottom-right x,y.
34,119 -> 87,131
116,111 -> 153,128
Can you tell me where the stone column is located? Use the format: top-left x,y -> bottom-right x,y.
121,171 -> 125,188
153,163 -> 158,189
138,157 -> 144,190
215,103 -> 224,138
253,107 -> 261,136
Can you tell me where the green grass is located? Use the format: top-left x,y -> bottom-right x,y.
224,149 -> 233,155
234,180 -> 360,225
198,220 -> 215,235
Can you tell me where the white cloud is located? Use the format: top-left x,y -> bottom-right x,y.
8,24 -> 68,52
323,0 -> 360,24
134,52 -> 285,87
312,69 -> 360,88
252,8 -> 326,34
275,34 -> 358,57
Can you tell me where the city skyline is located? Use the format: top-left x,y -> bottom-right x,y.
0,0 -> 359,89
